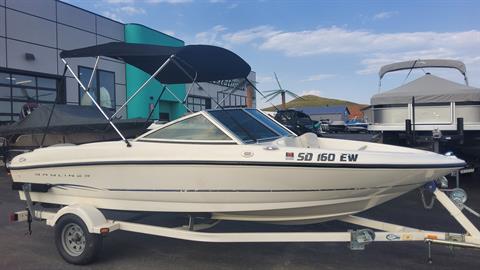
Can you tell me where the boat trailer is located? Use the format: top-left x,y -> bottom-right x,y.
10,181 -> 480,265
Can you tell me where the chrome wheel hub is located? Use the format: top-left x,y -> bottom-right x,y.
62,223 -> 86,257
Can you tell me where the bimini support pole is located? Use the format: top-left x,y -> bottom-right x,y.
183,72 -> 198,103
61,57 -> 131,147
162,84 -> 193,113
110,55 -> 175,120
170,57 -> 227,110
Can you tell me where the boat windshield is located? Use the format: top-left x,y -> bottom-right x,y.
143,114 -> 232,141
208,109 -> 292,143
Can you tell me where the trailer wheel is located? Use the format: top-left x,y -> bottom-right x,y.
55,214 -> 103,265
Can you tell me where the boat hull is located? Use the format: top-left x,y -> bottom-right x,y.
13,163 -> 453,223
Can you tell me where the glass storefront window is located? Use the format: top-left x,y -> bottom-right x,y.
0,115 -> 11,122
99,71 -> 115,108
37,77 -> 57,89
12,87 -> 37,101
78,67 -> 115,109
0,100 -> 11,113
38,90 -> 57,102
12,101 -> 25,115
11,74 -> 35,87
186,96 -> 211,112
0,73 -> 11,85
79,67 -> 98,106
0,85 -> 11,99
217,92 -> 246,108
0,71 -> 60,124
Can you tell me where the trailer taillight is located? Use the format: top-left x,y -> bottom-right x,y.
9,212 -> 18,222
100,228 -> 110,235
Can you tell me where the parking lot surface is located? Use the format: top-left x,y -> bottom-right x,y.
1,167 -> 479,270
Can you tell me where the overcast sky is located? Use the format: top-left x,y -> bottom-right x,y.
65,0 -> 480,108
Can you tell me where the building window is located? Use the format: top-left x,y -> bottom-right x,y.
78,66 -> 115,109
186,95 -> 211,112
0,71 -> 61,124
217,92 -> 246,108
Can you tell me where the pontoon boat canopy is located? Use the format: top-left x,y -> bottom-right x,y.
60,42 -> 251,84
379,59 -> 467,80
371,74 -> 480,105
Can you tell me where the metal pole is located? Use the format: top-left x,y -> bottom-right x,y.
144,86 -> 166,126
61,58 -> 131,147
171,58 -> 226,110
163,84 -> 193,113
40,65 -> 68,147
111,55 -> 174,120
87,56 -> 100,91
412,96 -> 416,146
183,73 -> 198,103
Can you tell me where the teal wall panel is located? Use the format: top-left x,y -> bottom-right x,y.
124,24 -> 186,120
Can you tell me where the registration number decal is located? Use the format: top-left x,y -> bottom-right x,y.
293,152 -> 359,162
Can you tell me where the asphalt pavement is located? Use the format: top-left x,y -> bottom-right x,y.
1,166 -> 479,270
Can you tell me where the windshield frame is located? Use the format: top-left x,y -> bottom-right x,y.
243,109 -> 297,137
135,111 -> 241,144
135,109 -> 297,145
207,108 -> 296,144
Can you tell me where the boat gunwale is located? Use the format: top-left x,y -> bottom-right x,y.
8,160 -> 466,171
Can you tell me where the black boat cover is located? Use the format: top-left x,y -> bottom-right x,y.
0,104 -> 146,136
60,42 -> 251,84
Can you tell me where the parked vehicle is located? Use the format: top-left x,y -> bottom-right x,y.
345,119 -> 368,133
274,109 -> 319,135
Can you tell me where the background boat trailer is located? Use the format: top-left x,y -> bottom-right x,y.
10,183 -> 480,265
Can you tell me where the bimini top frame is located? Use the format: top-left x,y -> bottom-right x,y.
378,59 -> 469,90
60,42 -> 253,147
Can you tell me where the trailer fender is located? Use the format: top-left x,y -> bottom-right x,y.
47,204 -> 118,234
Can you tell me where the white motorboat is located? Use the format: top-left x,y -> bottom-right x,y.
8,43 -> 465,224
9,107 -> 465,223
8,43 -> 479,266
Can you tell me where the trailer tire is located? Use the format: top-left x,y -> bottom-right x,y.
55,214 -> 103,265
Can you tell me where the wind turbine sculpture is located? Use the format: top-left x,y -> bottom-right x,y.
263,72 -> 302,110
